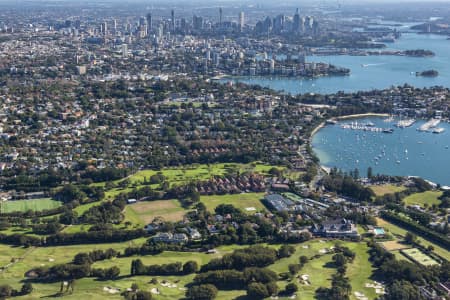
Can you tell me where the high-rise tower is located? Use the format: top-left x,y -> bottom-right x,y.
171,9 -> 175,32
239,12 -> 245,32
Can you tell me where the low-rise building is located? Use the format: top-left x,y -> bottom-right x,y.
311,218 -> 360,239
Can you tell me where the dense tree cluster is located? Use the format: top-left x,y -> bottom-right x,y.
130,259 -> 198,276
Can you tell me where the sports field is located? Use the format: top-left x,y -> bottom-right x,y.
401,248 -> 439,266
1,198 -> 61,213
125,200 -> 187,225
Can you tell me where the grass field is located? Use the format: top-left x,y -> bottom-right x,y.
370,184 -> 406,196
1,198 -> 61,213
403,190 -> 442,208
125,200 -> 188,226
400,248 -> 439,266
200,193 -> 267,214
376,217 -> 450,261
381,240 -> 409,251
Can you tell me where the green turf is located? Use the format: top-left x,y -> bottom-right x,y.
369,184 -> 406,197
403,191 -> 442,208
1,198 -> 61,213
400,248 -> 439,266
200,193 -> 267,214
124,199 -> 188,226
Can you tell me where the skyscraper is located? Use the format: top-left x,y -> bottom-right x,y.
293,8 -> 300,33
121,44 -> 128,58
193,15 -> 203,30
239,12 -> 245,32
219,8 -> 223,26
112,19 -> 117,34
101,21 -> 108,35
171,9 -> 175,32
146,13 -> 153,34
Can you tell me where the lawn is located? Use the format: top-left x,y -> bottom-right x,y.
370,184 -> 406,196
200,193 -> 267,214
403,190 -> 442,208
1,198 -> 61,213
124,200 -> 188,226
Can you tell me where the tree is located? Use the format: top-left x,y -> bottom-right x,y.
278,244 -> 296,258
20,282 -> 33,295
299,256 -> 309,265
246,282 -> 269,299
0,285 -> 13,298
135,291 -> 152,300
104,266 -> 120,279
385,280 -> 420,300
183,261 -> 198,274
404,232 -> 417,244
186,284 -> 218,300
285,283 -> 298,294
55,184 -> 85,203
332,253 -> 346,268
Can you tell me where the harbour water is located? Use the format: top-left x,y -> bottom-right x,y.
223,32 -> 450,94
311,116 -> 450,185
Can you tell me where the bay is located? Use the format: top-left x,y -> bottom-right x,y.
311,116 -> 450,185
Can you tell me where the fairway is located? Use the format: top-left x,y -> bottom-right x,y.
403,190 -> 442,207
126,200 -> 187,225
200,192 -> 267,213
1,198 -> 61,213
370,184 -> 406,196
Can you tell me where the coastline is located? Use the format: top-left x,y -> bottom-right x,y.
334,113 -> 390,120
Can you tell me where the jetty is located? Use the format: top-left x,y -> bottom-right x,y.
418,119 -> 440,132
395,119 -> 415,128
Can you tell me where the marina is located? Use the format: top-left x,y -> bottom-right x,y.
340,122 -> 393,133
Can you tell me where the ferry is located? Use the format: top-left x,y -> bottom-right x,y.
382,128 -> 394,133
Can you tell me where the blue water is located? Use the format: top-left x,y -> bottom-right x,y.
224,33 -> 450,94
312,117 -> 450,185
